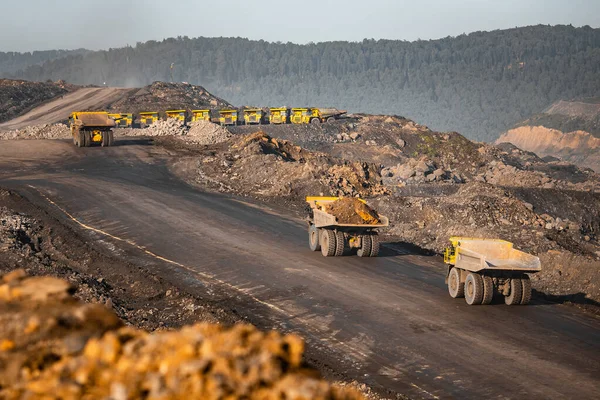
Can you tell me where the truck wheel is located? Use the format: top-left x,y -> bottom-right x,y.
482,275 -> 494,305
320,229 -> 336,257
369,233 -> 380,257
334,231 -> 346,256
357,234 -> 372,257
310,118 -> 321,124
520,275 -> 532,305
326,117 -> 335,123
505,277 -> 523,305
447,267 -> 464,298
77,131 -> 85,147
464,272 -> 484,305
308,224 -> 320,252
82,131 -> 90,147
101,132 -> 109,147
108,131 -> 115,146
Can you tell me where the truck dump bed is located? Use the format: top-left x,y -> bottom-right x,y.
72,112 -> 116,128
306,197 -> 389,228
448,237 -> 541,273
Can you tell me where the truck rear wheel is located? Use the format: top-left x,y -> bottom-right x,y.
482,275 -> 494,305
109,130 -> 115,146
310,118 -> 321,124
77,131 -> 86,147
505,277 -> 523,305
326,117 -> 335,123
464,272 -> 484,305
320,229 -> 336,257
308,224 -> 320,252
520,275 -> 532,305
448,267 -> 464,298
334,231 -> 346,256
357,234 -> 372,257
369,233 -> 380,257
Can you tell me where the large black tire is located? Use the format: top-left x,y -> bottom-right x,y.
505,277 -> 523,305
308,224 -> 320,252
310,118 -> 321,124
482,275 -> 494,305
326,117 -> 335,123
357,234 -> 372,257
464,272 -> 484,305
108,130 -> 115,146
320,229 -> 337,257
369,233 -> 380,257
77,131 -> 85,148
82,131 -> 90,147
334,231 -> 346,256
101,131 -> 109,147
447,267 -> 464,298
520,275 -> 532,305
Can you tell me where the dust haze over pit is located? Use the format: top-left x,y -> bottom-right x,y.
0,0 -> 599,52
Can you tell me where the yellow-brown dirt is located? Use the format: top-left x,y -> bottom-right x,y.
0,270 -> 363,400
324,198 -> 381,225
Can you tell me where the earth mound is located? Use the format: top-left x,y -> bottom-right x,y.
0,271 -> 363,400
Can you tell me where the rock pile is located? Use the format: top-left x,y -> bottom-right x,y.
186,120 -> 231,145
0,124 -> 70,140
324,198 -> 381,225
0,271 -> 363,400
145,119 -> 187,137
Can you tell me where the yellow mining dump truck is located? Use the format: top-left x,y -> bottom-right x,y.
243,108 -> 264,125
109,113 -> 133,128
309,108 -> 347,124
269,107 -> 289,124
69,111 -> 116,147
290,108 -> 311,124
139,112 -> 159,127
306,196 -> 389,257
191,109 -> 211,122
444,237 -> 541,306
219,109 -> 238,126
166,110 -> 187,122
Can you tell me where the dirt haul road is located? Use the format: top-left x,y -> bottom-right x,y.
0,87 -> 131,130
0,139 -> 599,400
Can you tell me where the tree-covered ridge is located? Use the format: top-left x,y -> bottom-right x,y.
5,25 -> 600,141
0,49 -> 89,75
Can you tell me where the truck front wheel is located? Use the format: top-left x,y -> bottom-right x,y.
448,267 -> 464,298
308,224 -> 320,252
464,272 -> 484,305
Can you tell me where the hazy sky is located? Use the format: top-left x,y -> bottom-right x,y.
1,0 -> 599,52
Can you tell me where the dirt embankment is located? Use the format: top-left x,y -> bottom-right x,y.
0,271 -> 363,400
0,79 -> 75,123
497,126 -> 600,172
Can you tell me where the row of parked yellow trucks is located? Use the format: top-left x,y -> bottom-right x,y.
107,107 -> 347,128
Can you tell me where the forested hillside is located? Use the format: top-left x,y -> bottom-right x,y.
0,49 -> 89,75
4,25 -> 600,141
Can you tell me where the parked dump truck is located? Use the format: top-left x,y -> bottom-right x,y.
269,107 -> 289,124
444,237 -> 541,305
166,110 -> 187,122
243,108 -> 264,125
219,110 -> 238,126
109,113 -> 133,128
291,108 -> 311,124
191,109 -> 211,122
69,111 -> 115,147
309,108 -> 347,124
139,112 -> 159,127
306,196 -> 389,257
